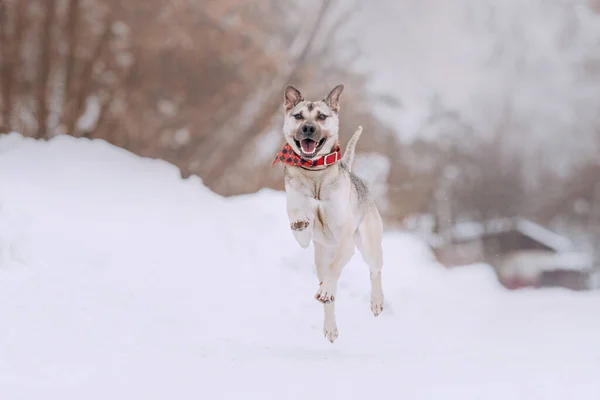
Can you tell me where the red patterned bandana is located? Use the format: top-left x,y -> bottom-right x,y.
272,143 -> 342,169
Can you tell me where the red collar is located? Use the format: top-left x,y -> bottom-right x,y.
272,143 -> 342,169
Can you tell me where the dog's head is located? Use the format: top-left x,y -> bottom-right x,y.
282,84 -> 344,160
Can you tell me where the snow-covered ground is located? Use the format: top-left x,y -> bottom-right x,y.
1,133 -> 599,399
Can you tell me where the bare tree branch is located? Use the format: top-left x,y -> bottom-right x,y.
62,0 -> 80,114
36,0 -> 57,139
200,0 -> 336,185
65,9 -> 114,136
4,0 -> 28,132
316,0 -> 359,57
0,0 -> 7,131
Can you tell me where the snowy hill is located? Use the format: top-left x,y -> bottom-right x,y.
1,133 -> 599,399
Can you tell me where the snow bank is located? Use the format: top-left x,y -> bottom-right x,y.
0,133 -> 599,400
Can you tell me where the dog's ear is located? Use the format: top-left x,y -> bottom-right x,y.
284,85 -> 303,112
325,84 -> 344,113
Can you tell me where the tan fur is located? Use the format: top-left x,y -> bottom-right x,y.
279,85 -> 384,343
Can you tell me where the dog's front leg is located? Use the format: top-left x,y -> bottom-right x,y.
285,192 -> 314,249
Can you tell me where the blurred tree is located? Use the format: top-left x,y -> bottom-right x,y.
0,0 -> 399,195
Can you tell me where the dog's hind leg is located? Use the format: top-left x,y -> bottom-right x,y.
355,206 -> 384,316
314,235 -> 354,343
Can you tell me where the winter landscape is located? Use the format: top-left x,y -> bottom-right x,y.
1,133 -> 600,399
3,0 -> 600,399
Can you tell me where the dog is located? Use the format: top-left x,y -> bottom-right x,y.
272,84 -> 384,343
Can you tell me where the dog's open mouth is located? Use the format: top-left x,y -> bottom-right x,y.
295,138 -> 326,158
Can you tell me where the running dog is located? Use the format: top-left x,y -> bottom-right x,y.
272,84 -> 384,343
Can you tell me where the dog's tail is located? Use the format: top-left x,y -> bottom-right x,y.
341,125 -> 363,172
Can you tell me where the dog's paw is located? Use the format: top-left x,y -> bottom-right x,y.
315,281 -> 336,304
323,325 -> 339,343
371,294 -> 384,317
290,219 -> 310,231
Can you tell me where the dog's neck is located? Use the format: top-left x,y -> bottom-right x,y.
272,142 -> 341,170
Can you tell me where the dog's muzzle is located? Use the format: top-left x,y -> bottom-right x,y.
295,123 -> 325,157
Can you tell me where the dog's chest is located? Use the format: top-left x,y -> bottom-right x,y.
285,166 -> 350,244
306,180 -> 347,244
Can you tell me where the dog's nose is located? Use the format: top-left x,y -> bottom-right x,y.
302,124 -> 316,134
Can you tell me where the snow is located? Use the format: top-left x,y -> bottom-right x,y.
517,219 -> 573,252
1,133 -> 600,399
76,96 -> 101,133
499,249 -> 596,285
452,217 -> 573,252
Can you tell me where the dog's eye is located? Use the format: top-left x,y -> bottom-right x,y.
318,114 -> 327,120
293,114 -> 303,120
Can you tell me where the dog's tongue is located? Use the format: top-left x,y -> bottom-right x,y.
301,139 -> 316,154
